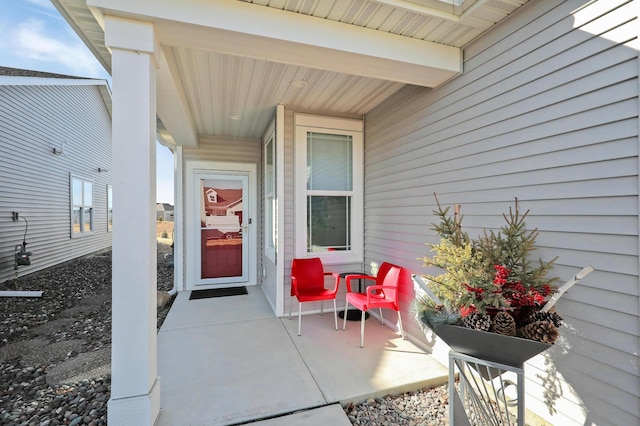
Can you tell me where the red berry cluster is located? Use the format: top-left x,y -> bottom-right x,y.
463,265 -> 553,308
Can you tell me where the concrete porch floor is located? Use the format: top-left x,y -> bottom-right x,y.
156,286 -> 448,426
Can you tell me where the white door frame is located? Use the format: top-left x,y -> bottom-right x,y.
185,161 -> 257,290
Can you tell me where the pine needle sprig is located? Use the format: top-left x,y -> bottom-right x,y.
431,192 -> 469,247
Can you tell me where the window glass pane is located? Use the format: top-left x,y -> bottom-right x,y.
266,196 -> 274,249
72,207 -> 81,233
72,178 -> 83,206
266,140 -> 274,194
307,196 -> 351,252
307,132 -> 352,191
84,208 -> 93,232
84,181 -> 93,207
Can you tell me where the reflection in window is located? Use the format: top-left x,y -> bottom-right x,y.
307,196 -> 350,252
71,176 -> 93,234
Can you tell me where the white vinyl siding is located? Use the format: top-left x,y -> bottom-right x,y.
364,1 -> 638,425
0,82 -> 112,283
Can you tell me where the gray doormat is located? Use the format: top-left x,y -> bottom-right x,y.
189,287 -> 248,300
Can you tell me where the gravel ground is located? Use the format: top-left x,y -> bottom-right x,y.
345,387 -> 449,425
0,243 -> 450,425
0,244 -> 174,426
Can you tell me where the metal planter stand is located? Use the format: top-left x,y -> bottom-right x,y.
413,267 -> 595,425
449,351 -> 525,426
433,324 -> 552,426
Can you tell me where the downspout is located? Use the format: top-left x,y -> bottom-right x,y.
168,145 -> 183,295
156,136 -> 180,296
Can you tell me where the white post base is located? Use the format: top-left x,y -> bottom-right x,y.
107,377 -> 161,425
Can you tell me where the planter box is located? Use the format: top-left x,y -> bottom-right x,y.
433,324 -> 551,368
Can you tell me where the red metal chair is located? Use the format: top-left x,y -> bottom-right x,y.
289,257 -> 340,336
342,262 -> 405,347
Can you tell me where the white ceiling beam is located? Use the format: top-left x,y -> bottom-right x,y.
155,21 -> 459,87
371,0 -> 461,22
87,0 -> 461,87
156,46 -> 198,147
371,0 -> 495,29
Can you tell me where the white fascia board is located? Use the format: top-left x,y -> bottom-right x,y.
97,84 -> 113,118
51,0 -> 111,73
0,76 -> 108,86
88,0 -> 461,87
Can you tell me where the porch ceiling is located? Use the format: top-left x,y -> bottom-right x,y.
52,0 -> 530,145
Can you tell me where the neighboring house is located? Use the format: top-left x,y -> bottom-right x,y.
0,67 -> 112,284
156,203 -> 174,221
203,188 -> 242,216
52,1 -> 639,425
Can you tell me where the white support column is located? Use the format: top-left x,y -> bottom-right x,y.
105,16 -> 160,425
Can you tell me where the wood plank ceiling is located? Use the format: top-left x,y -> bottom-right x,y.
53,0 -> 529,142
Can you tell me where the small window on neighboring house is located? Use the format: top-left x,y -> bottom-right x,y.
107,185 -> 113,232
71,176 -> 93,235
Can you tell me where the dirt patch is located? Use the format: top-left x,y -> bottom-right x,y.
156,220 -> 174,239
157,221 -> 175,246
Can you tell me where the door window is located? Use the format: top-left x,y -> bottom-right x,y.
199,176 -> 247,281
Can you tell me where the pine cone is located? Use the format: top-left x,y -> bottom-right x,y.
462,313 -> 491,332
491,311 -> 516,336
524,310 -> 563,328
518,320 -> 559,343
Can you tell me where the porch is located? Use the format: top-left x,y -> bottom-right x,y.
156,286 -> 448,425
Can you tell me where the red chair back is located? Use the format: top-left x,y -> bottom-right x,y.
291,257 -> 324,295
376,262 -> 403,305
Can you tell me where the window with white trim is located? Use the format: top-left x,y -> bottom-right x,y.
264,130 -> 276,261
71,176 -> 93,235
295,114 -> 363,264
107,185 -> 113,232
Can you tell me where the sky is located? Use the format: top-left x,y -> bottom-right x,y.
0,0 -> 175,204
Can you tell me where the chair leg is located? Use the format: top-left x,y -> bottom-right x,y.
379,308 -> 384,324
342,301 -> 349,331
298,301 -> 302,336
360,310 -> 366,348
289,296 -> 293,320
320,302 -> 324,316
397,310 -> 405,339
333,299 -> 338,331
